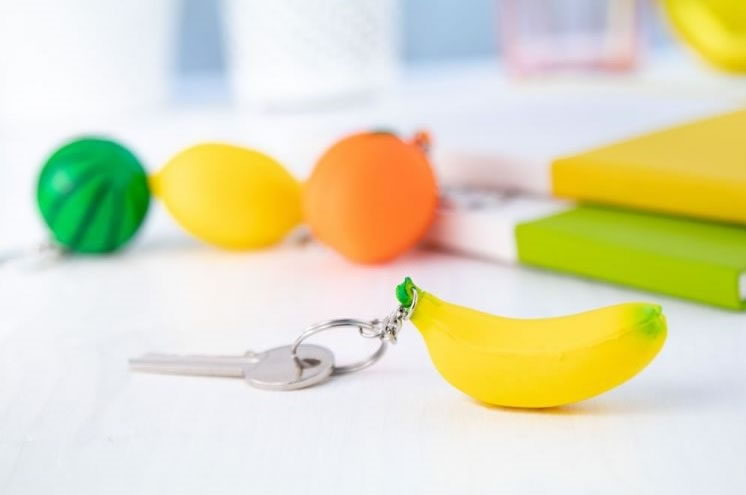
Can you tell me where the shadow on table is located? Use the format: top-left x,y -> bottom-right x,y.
470,377 -> 742,416
131,233 -> 207,256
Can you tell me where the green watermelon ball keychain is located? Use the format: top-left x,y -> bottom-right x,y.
36,138 -> 150,253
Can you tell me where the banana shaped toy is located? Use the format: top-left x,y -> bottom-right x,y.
396,277 -> 667,408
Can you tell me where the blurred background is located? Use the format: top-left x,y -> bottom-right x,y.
1,0 -> 745,248
0,0 -> 703,121
175,0 -> 670,72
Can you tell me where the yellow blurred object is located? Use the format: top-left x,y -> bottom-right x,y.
552,108 -> 746,224
152,143 -> 302,250
398,278 -> 667,408
662,0 -> 746,72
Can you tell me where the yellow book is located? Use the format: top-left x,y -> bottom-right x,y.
552,108 -> 746,224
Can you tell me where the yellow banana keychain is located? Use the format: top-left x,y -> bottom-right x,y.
131,277 -> 667,408
396,278 -> 667,407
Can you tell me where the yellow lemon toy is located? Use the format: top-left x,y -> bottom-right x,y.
397,278 -> 667,408
152,143 -> 302,249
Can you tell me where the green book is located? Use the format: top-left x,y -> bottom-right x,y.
429,190 -> 746,310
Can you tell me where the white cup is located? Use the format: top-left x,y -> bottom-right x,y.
0,0 -> 177,125
223,0 -> 399,109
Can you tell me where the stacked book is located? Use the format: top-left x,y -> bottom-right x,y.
428,109 -> 746,310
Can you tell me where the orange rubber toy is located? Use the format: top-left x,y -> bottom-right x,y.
303,131 -> 437,263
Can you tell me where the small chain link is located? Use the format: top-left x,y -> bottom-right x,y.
358,289 -> 418,344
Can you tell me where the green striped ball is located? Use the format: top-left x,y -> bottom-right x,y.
37,138 -> 150,253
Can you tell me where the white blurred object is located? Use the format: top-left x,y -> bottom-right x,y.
223,0 -> 399,109
427,188 -> 569,262
0,0 -> 177,125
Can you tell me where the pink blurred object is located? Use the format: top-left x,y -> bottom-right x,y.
500,0 -> 641,75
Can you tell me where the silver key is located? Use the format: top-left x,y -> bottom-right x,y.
129,344 -> 334,391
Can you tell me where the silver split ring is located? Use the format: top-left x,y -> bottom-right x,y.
290,318 -> 387,375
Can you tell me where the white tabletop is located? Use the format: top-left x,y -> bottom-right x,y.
2,54 -> 746,494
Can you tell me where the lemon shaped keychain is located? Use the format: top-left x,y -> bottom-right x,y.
153,143 -> 302,249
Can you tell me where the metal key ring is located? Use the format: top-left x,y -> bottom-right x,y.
290,318 -> 387,375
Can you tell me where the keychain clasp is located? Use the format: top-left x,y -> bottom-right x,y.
290,288 -> 418,376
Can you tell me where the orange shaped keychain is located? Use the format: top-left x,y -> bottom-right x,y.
304,130 -> 437,263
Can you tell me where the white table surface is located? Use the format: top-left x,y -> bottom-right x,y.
2,54 -> 746,494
